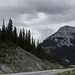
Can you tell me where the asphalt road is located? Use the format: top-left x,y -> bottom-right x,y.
4,68 -> 74,75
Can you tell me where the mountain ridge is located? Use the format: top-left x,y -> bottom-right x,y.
42,25 -> 75,63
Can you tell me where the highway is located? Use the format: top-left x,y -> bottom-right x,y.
4,68 -> 74,75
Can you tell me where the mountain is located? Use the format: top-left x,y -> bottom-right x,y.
0,43 -> 63,74
42,26 -> 75,64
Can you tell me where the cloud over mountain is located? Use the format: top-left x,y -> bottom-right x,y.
0,0 -> 75,41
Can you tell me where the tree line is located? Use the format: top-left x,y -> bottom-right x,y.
0,18 -> 44,57
0,18 -> 70,67
0,18 -> 54,61
0,18 -> 37,52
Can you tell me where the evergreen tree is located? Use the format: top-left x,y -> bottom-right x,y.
18,29 -> 22,47
36,43 -> 44,59
8,18 -> 13,41
0,29 -> 1,41
27,30 -> 31,51
32,36 -> 34,46
31,36 -> 35,51
23,28 -> 25,42
25,30 -> 28,50
25,30 -> 28,43
1,19 -> 6,41
5,27 -> 9,41
28,30 -> 31,44
22,28 -> 25,49
13,26 -> 17,43
33,39 -> 36,49
37,39 -> 39,47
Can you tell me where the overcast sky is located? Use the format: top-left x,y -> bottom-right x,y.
0,0 -> 75,42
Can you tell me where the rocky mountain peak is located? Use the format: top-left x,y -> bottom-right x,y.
43,26 -> 75,48
58,25 -> 75,32
57,26 -> 75,35
51,25 -> 75,39
42,25 -> 75,50
42,25 -> 75,63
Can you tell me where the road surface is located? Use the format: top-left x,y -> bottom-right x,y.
4,68 -> 74,75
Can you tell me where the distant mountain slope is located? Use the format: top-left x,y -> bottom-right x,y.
42,26 -> 75,63
0,43 -> 62,74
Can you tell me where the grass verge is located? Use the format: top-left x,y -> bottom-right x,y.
54,70 -> 75,75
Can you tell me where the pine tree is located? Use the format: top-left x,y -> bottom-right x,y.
25,30 -> 28,50
37,39 -> 39,47
1,19 -> 6,41
31,36 -> 36,53
5,27 -> 9,41
23,28 -> 25,42
8,18 -> 13,41
22,28 -> 25,49
27,30 -> 31,51
36,43 -> 44,59
13,26 -> 17,43
32,36 -> 34,46
18,29 -> 22,47
31,36 -> 34,50
25,30 -> 27,42
0,29 -> 1,41
33,39 -> 36,49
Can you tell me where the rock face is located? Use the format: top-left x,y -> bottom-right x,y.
42,26 -> 75,63
0,47 -> 62,74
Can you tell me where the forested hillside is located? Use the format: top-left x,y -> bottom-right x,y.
0,18 -> 36,52
0,18 -> 69,68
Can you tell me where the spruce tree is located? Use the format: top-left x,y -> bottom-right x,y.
13,26 -> 17,43
1,19 -> 6,41
31,36 -> 34,51
18,29 -> 22,47
23,28 -> 25,41
0,29 -> 1,41
31,36 -> 36,53
27,30 -> 31,51
37,43 -> 44,59
33,39 -> 36,49
8,18 -> 13,41
25,30 -> 28,50
22,28 -> 25,49
5,27 -> 9,41
37,39 -> 39,47
32,36 -> 34,46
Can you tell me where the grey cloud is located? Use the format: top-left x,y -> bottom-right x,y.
0,0 -> 73,14
0,0 -> 74,19
32,0 -> 71,14
0,0 -> 75,41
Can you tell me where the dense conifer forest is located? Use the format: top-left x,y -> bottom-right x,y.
0,18 -> 46,60
0,18 -> 36,52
